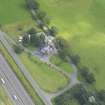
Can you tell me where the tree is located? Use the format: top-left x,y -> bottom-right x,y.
37,20 -> 45,29
70,54 -> 80,66
30,32 -> 45,47
55,37 -> 70,61
22,34 -> 30,46
30,33 -> 39,46
26,0 -> 39,10
27,28 -> 37,35
22,28 -> 45,47
36,10 -> 50,26
79,67 -> 96,84
13,44 -> 24,54
43,15 -> 51,25
49,26 -> 58,36
71,84 -> 89,105
36,10 -> 46,20
39,33 -> 45,45
97,90 -> 105,102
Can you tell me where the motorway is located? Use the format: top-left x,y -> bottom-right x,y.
0,54 -> 35,105
0,31 -> 53,105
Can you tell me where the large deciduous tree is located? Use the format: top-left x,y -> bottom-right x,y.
54,37 -> 69,61
26,0 -> 39,10
79,66 -> 96,84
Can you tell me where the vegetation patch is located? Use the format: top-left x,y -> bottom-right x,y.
53,84 -> 105,105
2,19 -> 36,39
19,52 -> 68,92
0,86 -> 12,105
0,0 -> 31,25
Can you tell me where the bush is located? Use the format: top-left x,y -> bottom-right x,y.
49,26 -> 58,36
26,0 -> 39,10
13,44 -> 24,54
27,28 -> 37,35
79,67 -> 96,84
97,90 -> 105,102
71,84 -> 89,105
54,37 -> 70,61
36,10 -> 46,20
22,34 -> 30,46
70,54 -> 80,66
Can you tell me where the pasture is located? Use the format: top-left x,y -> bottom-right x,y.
0,0 -> 30,24
38,0 -> 105,90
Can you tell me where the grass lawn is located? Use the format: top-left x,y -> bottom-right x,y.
19,52 -> 68,93
0,86 -> 12,105
2,19 -> 36,39
50,55 -> 73,74
0,0 -> 36,40
0,0 -> 30,25
38,0 -> 105,90
0,42 -> 44,105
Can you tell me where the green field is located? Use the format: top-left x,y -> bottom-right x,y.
0,0 -> 30,24
19,53 -> 68,92
38,0 -> 105,90
0,0 -> 35,40
0,86 -> 12,105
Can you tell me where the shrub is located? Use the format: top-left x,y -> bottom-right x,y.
13,44 -> 24,54
79,67 -> 96,84
70,54 -> 80,66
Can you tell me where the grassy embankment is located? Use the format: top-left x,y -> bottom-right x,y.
0,86 -> 12,105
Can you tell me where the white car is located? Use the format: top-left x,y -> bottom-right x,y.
13,95 -> 18,100
1,78 -> 5,84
